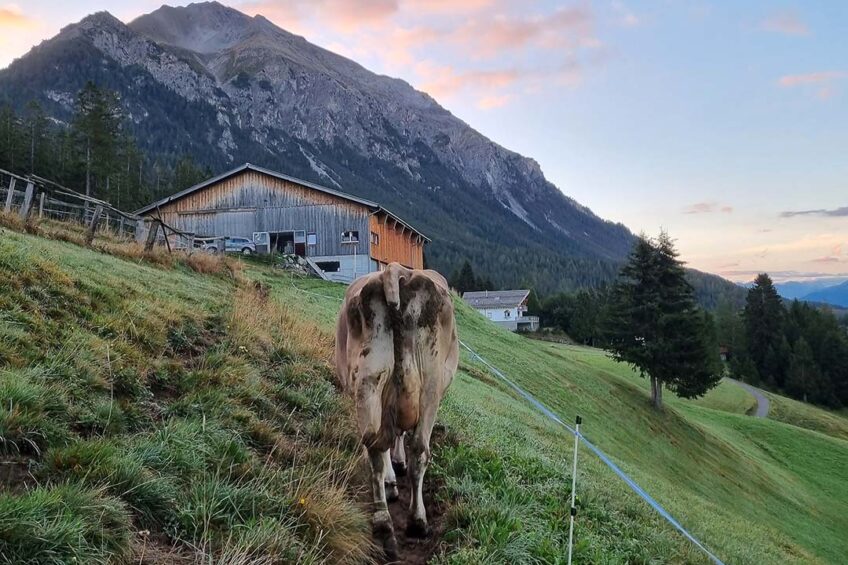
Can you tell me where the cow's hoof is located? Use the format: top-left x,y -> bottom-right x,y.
372,510 -> 394,535
386,482 -> 399,502
406,517 -> 431,538
382,534 -> 399,562
391,461 -> 407,477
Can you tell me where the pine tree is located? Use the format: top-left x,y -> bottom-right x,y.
743,274 -> 785,386
606,232 -> 721,409
450,260 -> 478,294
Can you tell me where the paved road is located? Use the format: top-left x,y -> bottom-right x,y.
726,378 -> 770,418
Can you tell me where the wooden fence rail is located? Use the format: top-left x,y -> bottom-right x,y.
0,168 -> 197,254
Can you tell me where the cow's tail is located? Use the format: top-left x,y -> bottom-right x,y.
380,264 -> 406,449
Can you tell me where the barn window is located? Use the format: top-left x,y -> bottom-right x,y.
371,231 -> 379,245
341,230 -> 359,243
316,261 -> 340,273
504,310 -> 511,318
307,232 -> 317,245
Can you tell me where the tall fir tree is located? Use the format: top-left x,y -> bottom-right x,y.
743,274 -> 786,386
606,232 -> 721,409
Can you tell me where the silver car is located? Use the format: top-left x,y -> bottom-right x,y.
204,236 -> 256,255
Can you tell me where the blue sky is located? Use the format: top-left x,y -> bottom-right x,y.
2,1 -> 846,282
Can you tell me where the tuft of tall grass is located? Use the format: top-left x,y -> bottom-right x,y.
0,369 -> 70,455
0,483 -> 132,563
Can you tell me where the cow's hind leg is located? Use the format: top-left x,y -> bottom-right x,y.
383,448 -> 399,502
368,447 -> 398,559
406,401 -> 438,537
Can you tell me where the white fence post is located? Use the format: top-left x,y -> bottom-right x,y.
567,415 -> 582,565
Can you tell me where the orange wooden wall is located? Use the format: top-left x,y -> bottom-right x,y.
369,213 -> 424,269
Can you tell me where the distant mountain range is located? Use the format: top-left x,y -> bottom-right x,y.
802,281 -> 848,308
774,278 -> 848,308
0,1 -> 742,302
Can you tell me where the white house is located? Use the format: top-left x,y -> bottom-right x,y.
462,289 -> 540,332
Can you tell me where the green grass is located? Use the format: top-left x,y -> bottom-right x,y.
3,227 -> 847,564
264,274 -> 848,564
0,231 -> 371,564
765,392 -> 848,441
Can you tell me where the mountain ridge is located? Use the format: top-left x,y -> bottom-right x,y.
0,1 -> 740,301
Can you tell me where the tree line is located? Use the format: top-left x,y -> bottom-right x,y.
721,274 -> 848,407
0,82 -> 209,211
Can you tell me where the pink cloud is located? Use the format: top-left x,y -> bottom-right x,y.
811,256 -> 843,264
761,12 -> 809,36
778,71 -> 845,87
451,6 -> 596,58
415,61 -> 521,98
683,202 -> 733,214
0,4 -> 34,28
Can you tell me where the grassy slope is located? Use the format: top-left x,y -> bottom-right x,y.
259,272 -> 848,565
3,230 -> 846,564
0,230 -> 372,564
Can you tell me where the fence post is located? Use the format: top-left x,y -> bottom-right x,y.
144,219 -> 160,252
3,177 -> 15,213
85,204 -> 104,245
19,182 -> 35,221
118,216 -> 125,238
39,192 -> 45,218
567,415 -> 582,565
187,234 -> 195,254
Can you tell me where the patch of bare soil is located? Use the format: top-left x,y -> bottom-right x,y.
0,457 -> 36,493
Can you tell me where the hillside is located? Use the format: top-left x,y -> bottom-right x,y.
0,1 -> 741,304
1,223 -> 845,563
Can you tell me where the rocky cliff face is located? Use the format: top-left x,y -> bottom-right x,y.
0,1 -> 637,293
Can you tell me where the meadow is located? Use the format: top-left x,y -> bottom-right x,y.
1,225 -> 847,563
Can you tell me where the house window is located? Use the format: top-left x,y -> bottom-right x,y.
504,310 -> 511,318
307,232 -> 317,246
371,231 -> 380,245
486,311 -> 493,319
341,230 -> 359,243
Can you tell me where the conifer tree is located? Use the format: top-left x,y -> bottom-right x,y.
743,274 -> 786,386
606,232 -> 721,409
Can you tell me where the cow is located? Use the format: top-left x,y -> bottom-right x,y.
335,262 -> 458,559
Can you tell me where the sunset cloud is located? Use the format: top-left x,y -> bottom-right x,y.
811,256 -> 843,264
240,0 -> 603,107
778,71 -> 845,87
781,206 -> 848,218
761,11 -> 809,36
683,201 -> 733,214
0,4 -> 35,28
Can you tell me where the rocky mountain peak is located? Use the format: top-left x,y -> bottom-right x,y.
129,1 -> 258,54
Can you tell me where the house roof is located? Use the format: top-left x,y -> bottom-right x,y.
462,290 -> 530,309
134,163 -> 429,241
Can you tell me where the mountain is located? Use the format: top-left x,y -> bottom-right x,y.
0,1 -> 740,301
776,278 -> 848,300
803,281 -> 848,308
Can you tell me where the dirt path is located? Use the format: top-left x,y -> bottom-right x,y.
726,378 -> 770,418
369,425 -> 450,565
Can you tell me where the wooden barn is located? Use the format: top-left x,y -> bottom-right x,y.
135,163 -> 428,282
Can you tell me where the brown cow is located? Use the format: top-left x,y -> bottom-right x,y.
335,262 -> 458,558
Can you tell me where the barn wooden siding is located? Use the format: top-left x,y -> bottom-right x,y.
150,170 -> 369,257
369,213 -> 424,270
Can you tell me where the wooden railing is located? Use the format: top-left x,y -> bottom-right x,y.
0,168 -> 199,253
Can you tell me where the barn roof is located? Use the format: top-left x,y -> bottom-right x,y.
134,163 -> 429,241
462,290 -> 530,309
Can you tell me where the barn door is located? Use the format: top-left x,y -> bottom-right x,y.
294,230 -> 306,257
253,232 -> 270,254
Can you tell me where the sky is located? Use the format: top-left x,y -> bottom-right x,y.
1,1 -> 846,283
